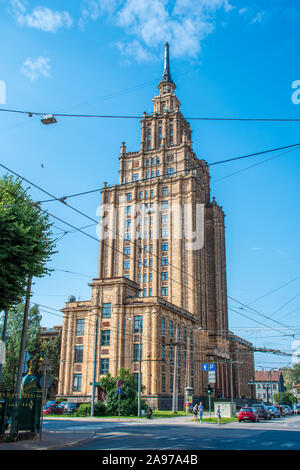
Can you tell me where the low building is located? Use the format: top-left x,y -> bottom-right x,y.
254,370 -> 284,403
40,326 -> 62,344
290,383 -> 300,401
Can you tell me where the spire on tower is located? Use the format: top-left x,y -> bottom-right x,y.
160,42 -> 174,85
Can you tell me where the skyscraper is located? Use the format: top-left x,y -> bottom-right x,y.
58,44 -> 255,408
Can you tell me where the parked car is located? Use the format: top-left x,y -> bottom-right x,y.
62,402 -> 79,414
238,407 -> 260,423
252,404 -> 272,420
267,406 -> 281,418
281,405 -> 292,416
42,403 -> 65,415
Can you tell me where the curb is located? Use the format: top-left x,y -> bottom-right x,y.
41,433 -> 96,450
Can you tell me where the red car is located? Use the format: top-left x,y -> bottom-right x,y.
238,407 -> 260,423
42,403 -> 65,415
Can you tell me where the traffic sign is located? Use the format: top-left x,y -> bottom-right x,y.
118,388 -> 122,395
202,363 -> 209,371
208,363 -> 215,371
117,380 -> 122,387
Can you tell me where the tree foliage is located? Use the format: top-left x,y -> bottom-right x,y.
274,391 -> 297,406
43,330 -> 62,387
0,303 -> 42,390
281,364 -> 300,390
98,368 -> 147,416
0,174 -> 55,311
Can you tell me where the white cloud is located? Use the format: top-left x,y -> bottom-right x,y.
79,0 -> 234,61
21,56 -> 51,81
251,10 -> 266,24
10,1 -> 73,32
238,7 -> 249,15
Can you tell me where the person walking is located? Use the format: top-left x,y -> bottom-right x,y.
217,405 -> 221,425
193,403 -> 198,422
198,402 -> 204,423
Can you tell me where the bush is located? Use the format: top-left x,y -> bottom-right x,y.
94,401 -> 107,416
75,403 -> 91,417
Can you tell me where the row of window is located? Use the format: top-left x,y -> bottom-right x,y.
124,257 -> 168,270
126,187 -> 168,201
124,227 -> 169,241
131,168 -> 174,182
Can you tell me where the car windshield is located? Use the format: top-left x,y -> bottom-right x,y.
240,408 -> 252,412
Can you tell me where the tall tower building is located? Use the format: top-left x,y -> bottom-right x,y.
58,44 -> 255,408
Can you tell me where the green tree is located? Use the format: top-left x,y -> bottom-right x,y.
98,368 -> 147,417
282,364 -> 300,390
43,331 -> 62,388
274,391 -> 297,407
0,174 -> 55,311
0,303 -> 42,390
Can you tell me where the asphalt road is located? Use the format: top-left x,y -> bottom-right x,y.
43,414 -> 300,451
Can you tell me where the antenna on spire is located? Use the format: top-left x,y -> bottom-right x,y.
160,42 -> 174,85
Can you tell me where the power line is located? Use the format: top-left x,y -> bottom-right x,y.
2,107 -> 300,122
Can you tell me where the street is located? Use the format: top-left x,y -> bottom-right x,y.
42,414 -> 300,451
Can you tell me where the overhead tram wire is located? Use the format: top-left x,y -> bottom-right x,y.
2,107 -> 300,122
34,142 -> 300,204
3,164 -> 300,340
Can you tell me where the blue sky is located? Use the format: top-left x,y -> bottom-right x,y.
1,0 -> 300,371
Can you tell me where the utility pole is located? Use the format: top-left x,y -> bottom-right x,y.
10,276 -> 32,439
91,310 -> 99,417
138,318 -> 142,418
172,324 -> 179,413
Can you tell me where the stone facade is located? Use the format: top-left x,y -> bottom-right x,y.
57,43 -> 255,408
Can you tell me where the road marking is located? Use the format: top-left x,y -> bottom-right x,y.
281,443 -> 295,448
261,442 -> 273,446
154,436 -> 169,439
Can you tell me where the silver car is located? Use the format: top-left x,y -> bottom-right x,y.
267,406 -> 281,418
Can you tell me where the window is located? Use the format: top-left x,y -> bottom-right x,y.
125,232 -> 131,241
124,246 -> 130,255
123,260 -> 130,270
151,171 -> 155,178
76,319 -> 85,336
100,358 -> 109,374
101,330 -> 110,346
162,214 -> 169,224
156,170 -> 160,176
125,219 -> 131,228
151,158 -> 155,165
138,274 -> 142,283
170,347 -> 173,364
161,271 -> 168,281
146,159 -> 150,167
150,189 -> 154,198
162,200 -> 169,209
157,157 -> 160,164
73,374 -> 82,392
149,258 -> 153,267
161,228 -> 168,238
161,242 -> 168,251
126,193 -> 131,201
149,244 -> 153,253
143,288 -> 147,297
145,191 -> 148,199
134,316 -> 143,333
146,171 -> 150,179
161,286 -> 168,296
149,288 -> 153,296
161,257 -> 168,266
139,191 -> 143,199
133,343 -> 142,361
161,317 -> 165,335
132,173 -> 139,181
161,344 -> 165,360
167,168 -> 174,175
162,187 -> 168,195
161,375 -> 166,392
74,345 -> 83,363
144,273 -> 147,282
138,259 -> 142,268
169,320 -> 173,337
102,303 -> 111,318
149,272 -> 153,282
126,206 -> 131,215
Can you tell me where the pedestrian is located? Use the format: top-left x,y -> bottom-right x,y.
217,405 -> 221,425
198,402 -> 204,423
193,403 -> 198,422
146,406 -> 153,419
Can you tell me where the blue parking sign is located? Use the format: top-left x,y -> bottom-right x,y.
209,363 -> 215,371
118,388 -> 122,395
